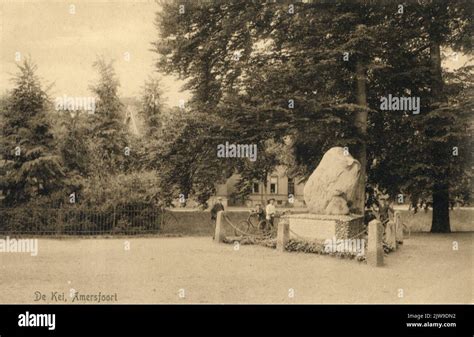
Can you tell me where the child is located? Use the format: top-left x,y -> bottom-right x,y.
254,204 -> 266,223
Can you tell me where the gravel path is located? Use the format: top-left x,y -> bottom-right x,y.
0,233 -> 471,304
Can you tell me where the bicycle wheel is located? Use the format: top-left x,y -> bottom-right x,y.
234,220 -> 250,236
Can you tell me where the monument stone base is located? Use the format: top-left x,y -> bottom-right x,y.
283,213 -> 365,242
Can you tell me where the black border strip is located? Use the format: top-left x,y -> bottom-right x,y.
0,304 -> 472,337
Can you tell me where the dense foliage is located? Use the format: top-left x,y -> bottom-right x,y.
154,1 -> 473,232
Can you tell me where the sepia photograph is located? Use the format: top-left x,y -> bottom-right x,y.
0,0 -> 472,335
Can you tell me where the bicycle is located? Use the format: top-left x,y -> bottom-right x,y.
234,210 -> 291,236
234,210 -> 265,236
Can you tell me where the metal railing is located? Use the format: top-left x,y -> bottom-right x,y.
0,205 -> 169,236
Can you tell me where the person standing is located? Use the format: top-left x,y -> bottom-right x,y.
254,204 -> 266,230
265,198 -> 276,228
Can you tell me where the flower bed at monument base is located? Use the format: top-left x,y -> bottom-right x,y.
285,239 -> 367,261
222,235 -> 369,262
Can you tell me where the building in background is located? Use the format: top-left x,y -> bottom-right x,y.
209,166 -> 306,208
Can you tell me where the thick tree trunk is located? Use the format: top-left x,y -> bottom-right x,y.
429,39 -> 451,233
354,61 -> 368,214
431,183 -> 450,232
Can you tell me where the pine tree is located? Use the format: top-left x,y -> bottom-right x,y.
88,58 -> 128,176
0,59 -> 65,206
139,76 -> 163,138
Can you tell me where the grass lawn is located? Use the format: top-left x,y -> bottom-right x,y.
399,209 -> 473,232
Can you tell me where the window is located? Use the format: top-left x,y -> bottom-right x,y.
288,178 -> 295,196
270,176 -> 278,194
252,182 -> 259,194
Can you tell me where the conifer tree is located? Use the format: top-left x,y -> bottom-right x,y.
88,58 -> 128,175
0,59 -> 65,206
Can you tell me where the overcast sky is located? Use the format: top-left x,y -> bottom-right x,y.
0,0 -> 189,106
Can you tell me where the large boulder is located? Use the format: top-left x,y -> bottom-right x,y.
304,147 -> 364,215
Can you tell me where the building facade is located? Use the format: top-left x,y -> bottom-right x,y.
210,166 -> 306,207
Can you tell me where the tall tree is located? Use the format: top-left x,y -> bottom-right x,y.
148,107 -> 231,207
139,76 -> 163,138
154,1 -> 472,225
0,59 -> 66,206
88,58 -> 128,176
422,1 -> 472,232
368,1 -> 473,232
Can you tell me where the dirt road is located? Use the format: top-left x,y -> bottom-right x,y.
0,233 -> 471,304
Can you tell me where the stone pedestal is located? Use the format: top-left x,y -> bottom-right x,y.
395,211 -> 404,245
276,218 -> 289,252
367,219 -> 384,267
214,211 -> 226,243
385,221 -> 397,250
284,213 -> 365,241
